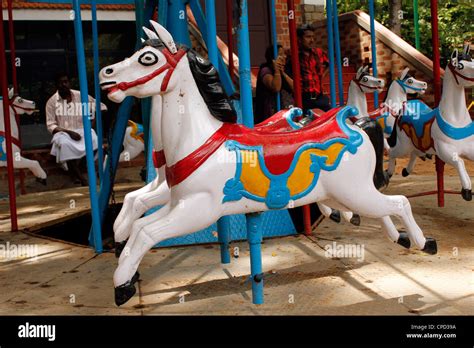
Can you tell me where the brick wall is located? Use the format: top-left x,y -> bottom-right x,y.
274,0 -> 304,49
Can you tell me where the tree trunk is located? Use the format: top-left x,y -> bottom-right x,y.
388,0 -> 402,36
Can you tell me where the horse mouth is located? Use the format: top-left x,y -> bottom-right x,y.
100,81 -> 117,91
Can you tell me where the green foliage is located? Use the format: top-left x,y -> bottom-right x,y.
337,0 -> 473,66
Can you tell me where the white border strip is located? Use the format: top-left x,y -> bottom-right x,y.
2,9 -> 135,21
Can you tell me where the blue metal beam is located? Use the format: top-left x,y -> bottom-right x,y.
270,0 -> 280,111
167,0 -> 191,47
332,0 -> 344,106
326,0 -> 336,108
72,0 -> 102,253
369,0 -> 379,107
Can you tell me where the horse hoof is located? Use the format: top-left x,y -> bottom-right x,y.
421,238 -> 437,255
397,232 -> 411,249
115,281 -> 136,306
426,154 -> 433,160
419,156 -> 426,162
402,168 -> 410,177
115,240 -> 128,258
461,188 -> 472,201
385,170 -> 393,179
350,214 -> 361,226
36,178 -> 47,186
329,210 -> 341,223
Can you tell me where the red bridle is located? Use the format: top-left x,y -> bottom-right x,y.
352,75 -> 381,93
448,62 -> 474,85
109,48 -> 187,94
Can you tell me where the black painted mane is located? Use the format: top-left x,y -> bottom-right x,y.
142,39 -> 237,123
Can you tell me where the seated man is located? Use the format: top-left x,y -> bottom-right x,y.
46,72 -> 107,186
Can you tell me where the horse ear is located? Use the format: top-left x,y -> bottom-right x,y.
400,67 -> 410,80
143,27 -> 159,40
451,49 -> 459,67
149,20 -> 178,54
141,38 -> 145,44
463,43 -> 470,55
356,66 -> 363,79
8,87 -> 14,100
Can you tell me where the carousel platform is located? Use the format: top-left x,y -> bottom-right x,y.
0,157 -> 472,315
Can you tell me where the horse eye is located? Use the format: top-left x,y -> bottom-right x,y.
138,52 -> 158,66
407,79 -> 413,84
458,63 -> 464,70
362,77 -> 368,82
18,98 -> 23,103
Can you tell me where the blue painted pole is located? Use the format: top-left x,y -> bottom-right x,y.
167,0 -> 191,46
91,0 -> 104,183
270,0 -> 280,111
332,0 -> 344,106
72,0 -> 102,253
238,0 -> 264,305
325,0 -> 336,108
189,0 -> 236,96
246,213 -> 264,305
368,0 -> 379,108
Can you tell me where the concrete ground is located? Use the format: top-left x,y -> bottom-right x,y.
0,168 -> 472,315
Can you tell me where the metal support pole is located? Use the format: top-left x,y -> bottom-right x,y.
326,0 -> 336,108
0,2 -> 17,231
72,0 -> 102,253
225,0 -> 235,82
287,0 -> 311,235
270,0 -> 281,111
368,0 -> 379,108
414,0 -> 420,50
430,0 -> 444,207
246,213 -> 264,305
167,0 -> 191,46
91,0 -> 104,183
332,0 -> 344,106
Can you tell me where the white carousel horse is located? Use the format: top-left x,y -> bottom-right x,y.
100,21 -> 437,306
0,88 -> 47,184
387,44 -> 474,201
119,120 -> 145,162
369,68 -> 428,155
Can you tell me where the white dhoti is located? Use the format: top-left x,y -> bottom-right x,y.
50,128 -> 98,164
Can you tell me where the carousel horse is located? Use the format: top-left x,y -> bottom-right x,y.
0,88 -> 47,184
100,21 -> 437,306
119,120 -> 145,162
369,68 -> 428,154
387,44 -> 474,201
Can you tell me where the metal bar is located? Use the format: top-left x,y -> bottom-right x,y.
332,0 -> 344,106
270,0 -> 281,111
206,0 -> 219,71
72,0 -> 102,253
7,0 -> 17,91
368,0 -> 379,107
91,0 -> 104,183
414,0 -> 420,50
287,0 -> 311,235
225,0 -> 235,82
246,213 -> 264,305
326,0 -> 336,108
430,0 -> 444,207
189,0 -> 236,96
0,2 -> 18,231
406,190 -> 459,199
167,0 -> 191,46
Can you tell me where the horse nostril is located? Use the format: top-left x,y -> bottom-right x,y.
105,68 -> 114,75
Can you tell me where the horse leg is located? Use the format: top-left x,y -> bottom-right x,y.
402,152 -> 418,177
114,193 -> 218,306
115,180 -> 170,246
437,146 -> 472,201
14,156 -> 47,184
317,202 -> 342,223
387,154 -> 396,178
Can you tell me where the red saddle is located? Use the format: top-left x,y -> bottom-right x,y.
165,107 -> 345,186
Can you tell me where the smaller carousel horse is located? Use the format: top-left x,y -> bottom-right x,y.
369,68 -> 428,155
0,88 -> 47,184
100,21 -> 437,306
388,44 -> 474,201
119,120 -> 145,162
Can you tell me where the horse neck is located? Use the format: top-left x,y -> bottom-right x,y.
439,68 -> 471,127
161,57 -> 223,166
347,81 -> 368,118
385,81 -> 406,114
150,95 -> 162,151
0,101 -> 19,137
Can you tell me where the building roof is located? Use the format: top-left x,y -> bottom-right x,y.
1,0 -> 134,11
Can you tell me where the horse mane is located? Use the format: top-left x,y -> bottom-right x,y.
186,49 -> 237,123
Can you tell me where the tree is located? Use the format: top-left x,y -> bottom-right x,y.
388,0 -> 402,36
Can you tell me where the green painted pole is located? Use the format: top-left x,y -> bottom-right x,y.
414,0 -> 420,50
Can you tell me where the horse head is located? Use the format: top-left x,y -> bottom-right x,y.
396,67 -> 427,95
99,21 -> 186,103
353,65 -> 385,93
8,88 -> 36,116
449,43 -> 474,88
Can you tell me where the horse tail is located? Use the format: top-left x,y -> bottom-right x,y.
387,118 -> 398,148
355,117 -> 389,190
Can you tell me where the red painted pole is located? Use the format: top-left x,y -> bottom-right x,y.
430,0 -> 444,207
226,0 -> 235,82
287,0 -> 311,235
0,2 -> 19,231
